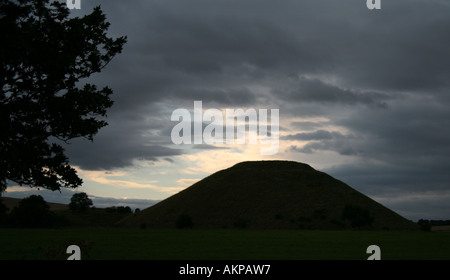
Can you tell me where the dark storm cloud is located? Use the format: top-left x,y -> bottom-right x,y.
94,0 -> 450,111
75,0 -> 450,137
277,77 -> 390,108
86,0 -> 346,110
334,94 -> 450,166
318,95 -> 450,220
64,116 -> 182,170
67,139 -> 181,171
95,0 -> 450,100
59,0 -> 450,219
286,130 -> 359,156
193,144 -> 230,150
339,1 -> 450,92
324,160 -> 450,220
290,121 -> 326,131
283,130 -> 337,141
167,87 -> 258,107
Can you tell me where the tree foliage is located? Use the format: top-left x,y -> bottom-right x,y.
342,204 -> 374,229
176,214 -> 194,229
0,0 -> 127,192
417,219 -> 432,231
106,205 -> 132,214
69,192 -> 93,212
9,195 -> 54,227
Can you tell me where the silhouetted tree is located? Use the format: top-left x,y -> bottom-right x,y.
69,192 -> 93,212
106,205 -> 131,213
0,0 -> 127,193
105,206 -> 117,213
9,195 -> 54,227
342,204 -> 374,229
417,219 -> 431,231
117,206 -> 132,214
233,218 -> 249,229
176,214 -> 194,229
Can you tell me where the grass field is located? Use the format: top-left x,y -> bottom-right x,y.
0,228 -> 448,260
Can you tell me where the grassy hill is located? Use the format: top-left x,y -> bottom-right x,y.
1,229 -> 448,260
56,207 -> 132,228
119,161 -> 419,230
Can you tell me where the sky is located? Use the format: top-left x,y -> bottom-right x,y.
4,0 -> 450,220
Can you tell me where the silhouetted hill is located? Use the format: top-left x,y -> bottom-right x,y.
119,161 -> 418,230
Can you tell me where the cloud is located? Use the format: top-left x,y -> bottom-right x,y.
64,0 -> 423,172
63,117 -> 183,170
87,195 -> 159,210
283,130 -> 338,141
78,169 -> 184,194
335,94 -> 450,167
277,77 -> 390,108
192,144 -> 230,150
176,178 -> 201,186
284,130 -> 359,155
371,190 -> 450,221
42,0 -> 450,220
290,121 -> 327,131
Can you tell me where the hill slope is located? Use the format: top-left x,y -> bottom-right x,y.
119,161 -> 418,230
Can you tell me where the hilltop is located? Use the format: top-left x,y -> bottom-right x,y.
119,161 -> 418,230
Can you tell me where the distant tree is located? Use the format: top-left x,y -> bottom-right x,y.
9,195 -> 54,227
312,209 -> 327,220
342,204 -> 374,229
69,192 -> 93,212
176,214 -> 194,229
0,0 -> 127,193
417,219 -> 431,232
106,206 -> 117,213
106,206 -> 132,214
117,206 -> 132,214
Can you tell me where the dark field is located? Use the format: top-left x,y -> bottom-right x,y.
0,228 -> 448,260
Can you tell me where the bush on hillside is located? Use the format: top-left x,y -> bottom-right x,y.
69,192 -> 93,212
106,206 -> 132,214
342,204 -> 374,229
9,195 -> 56,227
176,214 -> 194,229
417,219 -> 432,231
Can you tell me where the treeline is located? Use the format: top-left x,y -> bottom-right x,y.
105,206 -> 134,214
0,195 -> 64,227
0,194 -> 135,228
417,219 -> 450,231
